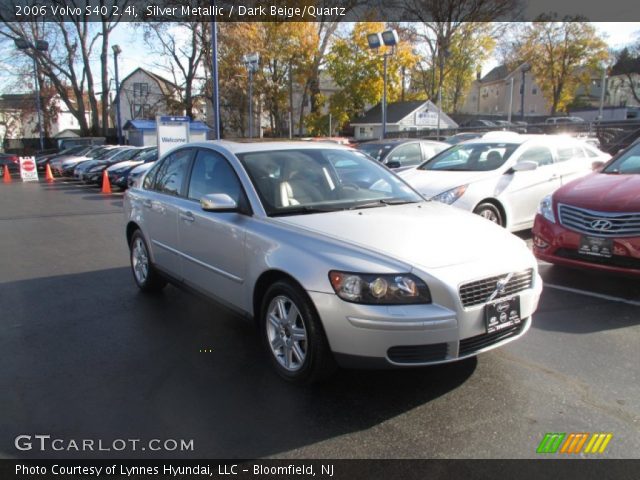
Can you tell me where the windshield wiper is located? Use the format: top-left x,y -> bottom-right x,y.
271,205 -> 339,216
349,199 -> 418,210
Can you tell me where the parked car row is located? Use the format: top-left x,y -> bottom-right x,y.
35,144 -> 158,191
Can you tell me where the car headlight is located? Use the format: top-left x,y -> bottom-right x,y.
328,271 -> 431,305
538,194 -> 555,223
431,185 -> 467,205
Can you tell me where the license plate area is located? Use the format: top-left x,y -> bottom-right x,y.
579,236 -> 612,258
485,296 -> 521,334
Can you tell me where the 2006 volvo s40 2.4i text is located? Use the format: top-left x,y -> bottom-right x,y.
124,141 -> 542,383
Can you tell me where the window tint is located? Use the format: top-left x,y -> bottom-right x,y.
187,149 -> 242,203
518,146 -> 554,166
387,143 -> 422,166
153,149 -> 192,196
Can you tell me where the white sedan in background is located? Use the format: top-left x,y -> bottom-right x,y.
399,133 -> 611,231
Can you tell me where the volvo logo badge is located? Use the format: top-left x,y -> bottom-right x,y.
590,219 -> 613,231
487,272 -> 513,302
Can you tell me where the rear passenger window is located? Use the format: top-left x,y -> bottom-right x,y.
153,149 -> 192,196
187,149 -> 242,203
557,145 -> 586,162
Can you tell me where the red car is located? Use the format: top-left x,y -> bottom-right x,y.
533,141 -> 640,277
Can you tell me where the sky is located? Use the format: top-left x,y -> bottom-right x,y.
109,22 -> 640,84
2,22 -> 639,96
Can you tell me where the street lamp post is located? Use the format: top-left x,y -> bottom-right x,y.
243,53 -> 259,139
112,45 -> 123,145
15,37 -> 48,152
210,1 -> 221,140
520,64 -> 531,121
367,29 -> 398,140
507,76 -> 515,123
598,60 -> 610,121
436,47 -> 450,140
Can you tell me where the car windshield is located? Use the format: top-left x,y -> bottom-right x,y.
356,143 -> 394,161
418,142 -> 519,172
603,143 -> 640,174
111,148 -> 140,161
238,148 -> 422,216
137,149 -> 158,162
88,147 -> 108,158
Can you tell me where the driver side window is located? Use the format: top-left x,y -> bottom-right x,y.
387,143 -> 422,166
518,146 -> 554,167
187,149 -> 242,203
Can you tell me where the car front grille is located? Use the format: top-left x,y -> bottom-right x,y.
558,204 -> 640,238
387,343 -> 448,364
459,269 -> 533,308
458,323 -> 524,357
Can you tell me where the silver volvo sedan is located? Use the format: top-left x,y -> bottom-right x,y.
124,141 -> 542,384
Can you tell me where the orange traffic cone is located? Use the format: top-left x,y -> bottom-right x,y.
101,169 -> 111,194
45,163 -> 55,182
3,165 -> 11,183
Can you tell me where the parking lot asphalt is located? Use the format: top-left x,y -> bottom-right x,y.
1,179 -> 639,459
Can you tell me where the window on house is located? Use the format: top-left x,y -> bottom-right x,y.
133,83 -> 149,97
532,88 -> 537,95
359,127 -> 365,135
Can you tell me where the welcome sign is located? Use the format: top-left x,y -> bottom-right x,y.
157,115 -> 190,157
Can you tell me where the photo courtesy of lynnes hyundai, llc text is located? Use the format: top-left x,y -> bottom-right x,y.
124,141 -> 542,383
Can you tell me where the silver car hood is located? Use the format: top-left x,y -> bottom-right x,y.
272,202 -> 528,270
399,169 -> 498,198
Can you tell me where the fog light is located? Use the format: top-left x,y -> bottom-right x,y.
533,236 -> 549,249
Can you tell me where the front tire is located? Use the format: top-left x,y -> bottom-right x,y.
129,230 -> 167,293
260,280 -> 336,384
474,202 -> 504,227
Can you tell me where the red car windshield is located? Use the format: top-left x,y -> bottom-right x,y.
604,143 -> 640,174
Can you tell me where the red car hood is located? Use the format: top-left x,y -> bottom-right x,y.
555,173 -> 640,211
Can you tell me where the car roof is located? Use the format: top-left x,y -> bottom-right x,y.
184,140 -> 352,155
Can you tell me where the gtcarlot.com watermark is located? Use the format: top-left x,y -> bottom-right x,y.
15,435 -> 194,452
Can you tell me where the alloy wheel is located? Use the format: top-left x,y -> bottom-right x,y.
265,295 -> 308,372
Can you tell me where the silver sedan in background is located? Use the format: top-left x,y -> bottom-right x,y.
124,142 -> 542,384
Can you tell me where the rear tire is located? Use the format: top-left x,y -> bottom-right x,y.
260,280 -> 336,384
129,230 -> 167,293
474,202 -> 504,227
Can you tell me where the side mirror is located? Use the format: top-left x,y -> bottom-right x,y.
511,160 -> 538,172
386,160 -> 401,169
200,193 -> 238,212
591,160 -> 605,172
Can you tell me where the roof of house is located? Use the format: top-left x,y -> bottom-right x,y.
0,93 -> 37,110
123,119 -> 211,131
352,100 -> 428,125
481,65 -> 511,83
120,68 -> 179,96
479,63 -> 531,84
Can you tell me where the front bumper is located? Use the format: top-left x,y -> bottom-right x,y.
309,275 -> 541,368
533,214 -> 640,277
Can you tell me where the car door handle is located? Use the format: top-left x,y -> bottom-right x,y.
179,211 -> 195,222
142,199 -> 152,208
549,174 -> 559,180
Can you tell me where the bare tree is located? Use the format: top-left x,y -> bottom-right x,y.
0,14 -> 100,135
142,22 -> 204,120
